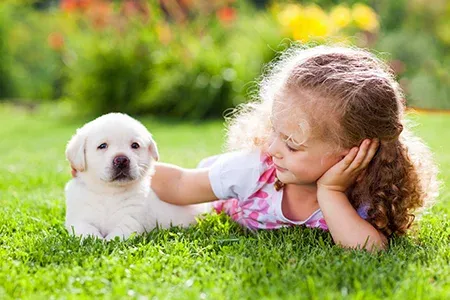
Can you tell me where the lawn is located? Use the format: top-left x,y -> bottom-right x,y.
0,104 -> 449,299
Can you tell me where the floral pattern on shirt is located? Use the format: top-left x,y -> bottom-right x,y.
206,152 -> 329,231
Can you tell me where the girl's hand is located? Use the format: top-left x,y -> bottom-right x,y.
317,139 -> 379,192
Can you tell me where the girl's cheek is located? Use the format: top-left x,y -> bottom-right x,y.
320,153 -> 339,167
268,134 -> 275,144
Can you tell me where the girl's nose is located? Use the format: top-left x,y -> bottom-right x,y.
268,136 -> 283,159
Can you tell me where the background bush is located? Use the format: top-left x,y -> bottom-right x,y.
134,10 -> 282,118
1,0 -> 449,118
65,30 -> 154,114
0,2 -> 63,101
374,0 -> 450,109
0,4 -> 16,99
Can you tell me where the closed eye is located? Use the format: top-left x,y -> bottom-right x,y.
97,143 -> 108,150
285,143 -> 298,152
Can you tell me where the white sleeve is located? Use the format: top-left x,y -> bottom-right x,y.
208,150 -> 264,201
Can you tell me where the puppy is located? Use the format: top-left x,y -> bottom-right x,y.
65,113 -> 210,240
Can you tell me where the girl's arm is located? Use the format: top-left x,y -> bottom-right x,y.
317,139 -> 387,251
317,188 -> 387,251
151,162 -> 218,205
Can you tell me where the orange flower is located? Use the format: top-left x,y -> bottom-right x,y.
121,0 -> 150,22
60,0 -> 98,13
78,0 -> 94,11
60,0 -> 77,12
217,7 -> 236,25
156,23 -> 172,45
47,32 -> 65,51
87,1 -> 113,29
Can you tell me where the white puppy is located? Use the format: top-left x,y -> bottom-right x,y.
65,113 -> 210,240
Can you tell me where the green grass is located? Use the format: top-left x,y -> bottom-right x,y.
0,105 -> 449,299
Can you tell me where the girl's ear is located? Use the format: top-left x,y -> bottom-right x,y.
66,129 -> 87,172
149,139 -> 159,161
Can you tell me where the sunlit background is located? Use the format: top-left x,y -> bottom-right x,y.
1,2 -> 450,298
1,0 -> 449,119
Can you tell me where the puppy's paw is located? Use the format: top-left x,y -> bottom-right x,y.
67,223 -> 104,240
105,228 -> 129,241
80,233 -> 104,241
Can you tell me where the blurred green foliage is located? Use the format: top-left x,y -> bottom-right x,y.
374,0 -> 450,109
0,4 -> 16,98
135,11 -> 281,118
66,30 -> 154,114
0,0 -> 449,118
0,3 -> 63,100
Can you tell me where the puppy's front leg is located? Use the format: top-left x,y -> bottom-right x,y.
105,216 -> 144,241
68,223 -> 104,240
105,227 -> 130,241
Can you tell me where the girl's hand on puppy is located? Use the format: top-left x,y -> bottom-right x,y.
317,139 -> 379,192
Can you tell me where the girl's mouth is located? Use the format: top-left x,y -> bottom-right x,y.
274,164 -> 287,172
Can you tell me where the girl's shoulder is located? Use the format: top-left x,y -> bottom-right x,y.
199,150 -> 275,201
197,150 -> 273,171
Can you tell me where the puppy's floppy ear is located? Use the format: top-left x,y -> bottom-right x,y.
66,129 -> 87,172
149,138 -> 159,161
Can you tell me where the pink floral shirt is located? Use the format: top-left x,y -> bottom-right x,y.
199,150 -> 369,231
198,151 -> 326,230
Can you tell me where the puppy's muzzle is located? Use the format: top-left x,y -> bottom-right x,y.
111,155 -> 132,181
113,155 -> 130,170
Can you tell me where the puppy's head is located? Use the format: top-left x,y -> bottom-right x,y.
66,113 -> 159,186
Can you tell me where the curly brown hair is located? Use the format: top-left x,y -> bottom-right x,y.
225,45 -> 439,237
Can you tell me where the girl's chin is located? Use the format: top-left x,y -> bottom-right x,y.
275,171 -> 294,184
276,172 -> 316,186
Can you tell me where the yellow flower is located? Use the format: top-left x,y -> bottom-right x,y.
277,4 -> 303,27
156,23 -> 172,45
290,5 -> 330,42
352,3 -> 379,32
329,5 -> 351,28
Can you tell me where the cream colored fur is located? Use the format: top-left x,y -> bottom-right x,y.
65,113 -> 209,240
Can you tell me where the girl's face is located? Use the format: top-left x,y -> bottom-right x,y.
268,97 -> 347,185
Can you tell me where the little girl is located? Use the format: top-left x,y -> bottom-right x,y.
152,45 -> 439,251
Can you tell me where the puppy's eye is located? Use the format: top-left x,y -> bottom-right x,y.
131,142 -> 140,149
97,143 -> 108,150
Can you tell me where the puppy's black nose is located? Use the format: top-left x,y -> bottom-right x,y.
113,156 -> 130,169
